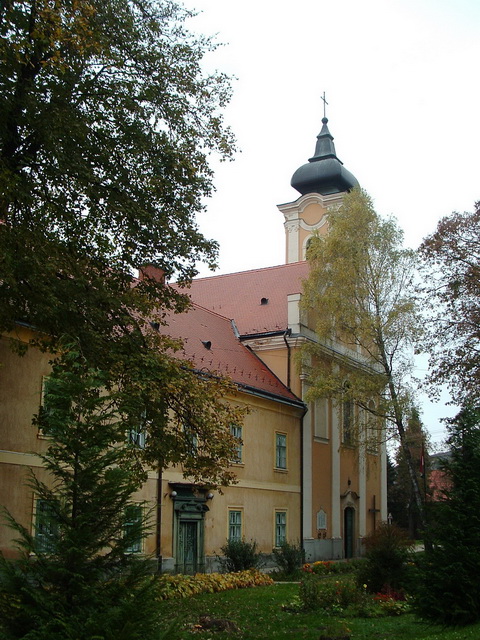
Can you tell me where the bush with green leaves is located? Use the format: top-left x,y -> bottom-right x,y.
217,539 -> 264,573
355,523 -> 414,594
272,541 -> 304,576
299,575 -> 367,614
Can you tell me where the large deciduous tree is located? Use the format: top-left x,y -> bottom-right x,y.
0,2 -> 244,636
391,407 -> 430,537
0,0 -> 243,482
302,187 -> 426,528
419,202 -> 480,404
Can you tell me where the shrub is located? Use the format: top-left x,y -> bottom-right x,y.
299,575 -> 364,613
298,574 -> 324,611
302,559 -> 362,576
373,591 -> 410,616
272,541 -> 304,576
302,560 -> 333,575
217,539 -> 264,573
356,523 -> 413,593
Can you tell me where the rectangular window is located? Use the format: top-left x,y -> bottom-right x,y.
40,375 -> 50,408
34,498 -> 58,553
37,376 -> 52,438
275,510 -> 287,547
275,433 -> 287,469
124,504 -> 143,553
230,425 -> 243,463
128,427 -> 146,449
343,399 -> 354,445
183,424 -> 198,455
228,509 -> 242,542
366,401 -> 378,453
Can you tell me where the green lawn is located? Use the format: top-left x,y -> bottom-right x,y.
157,582 -> 480,640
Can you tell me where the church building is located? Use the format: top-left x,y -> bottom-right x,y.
179,115 -> 387,563
0,116 -> 386,570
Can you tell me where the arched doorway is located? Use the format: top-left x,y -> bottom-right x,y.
344,506 -> 355,559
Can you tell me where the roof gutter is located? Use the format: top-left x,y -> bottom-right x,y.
235,382 -> 305,411
239,329 -> 288,340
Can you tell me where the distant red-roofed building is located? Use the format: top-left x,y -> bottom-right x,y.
428,453 -> 452,501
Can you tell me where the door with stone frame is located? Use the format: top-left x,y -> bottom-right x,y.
177,519 -> 201,574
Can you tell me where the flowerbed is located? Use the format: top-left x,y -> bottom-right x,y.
285,574 -> 411,618
156,569 -> 274,601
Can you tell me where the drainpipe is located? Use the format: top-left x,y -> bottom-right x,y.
155,463 -> 163,572
282,328 -> 292,389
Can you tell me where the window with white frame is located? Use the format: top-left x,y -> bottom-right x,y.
40,375 -> 50,408
275,510 -> 287,547
34,498 -> 58,553
230,424 -> 243,463
128,426 -> 146,448
128,409 -> 147,448
37,375 -> 52,438
228,509 -> 242,541
275,433 -> 287,469
124,504 -> 143,553
183,423 -> 198,455
366,400 -> 378,453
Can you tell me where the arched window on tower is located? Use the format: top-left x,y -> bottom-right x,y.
304,235 -> 313,259
366,400 -> 378,453
342,383 -> 354,445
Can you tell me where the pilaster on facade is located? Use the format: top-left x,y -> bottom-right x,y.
301,378 -> 313,541
358,422 -> 367,538
330,400 -> 341,539
380,430 -> 388,522
287,293 -> 303,334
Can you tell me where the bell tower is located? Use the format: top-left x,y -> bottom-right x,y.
278,110 -> 359,264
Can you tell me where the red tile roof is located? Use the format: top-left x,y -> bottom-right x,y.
164,302 -> 302,406
180,262 -> 310,336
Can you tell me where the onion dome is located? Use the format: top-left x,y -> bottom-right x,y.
291,117 -> 359,196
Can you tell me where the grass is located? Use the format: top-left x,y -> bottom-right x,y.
156,581 -> 480,639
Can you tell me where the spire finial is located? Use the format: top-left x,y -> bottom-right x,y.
321,91 -> 329,119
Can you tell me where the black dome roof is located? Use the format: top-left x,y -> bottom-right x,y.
291,117 -> 359,196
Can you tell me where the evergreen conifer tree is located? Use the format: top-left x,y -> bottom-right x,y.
0,350 -> 163,639
415,404 -> 480,626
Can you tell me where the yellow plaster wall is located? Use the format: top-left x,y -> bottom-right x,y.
161,393 -> 302,557
310,440 -> 332,538
301,203 -> 327,227
249,348 -> 288,390
0,338 -> 302,561
0,335 -> 51,454
365,452 -> 383,535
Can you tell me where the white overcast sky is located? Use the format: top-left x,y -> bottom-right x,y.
182,0 -> 480,445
